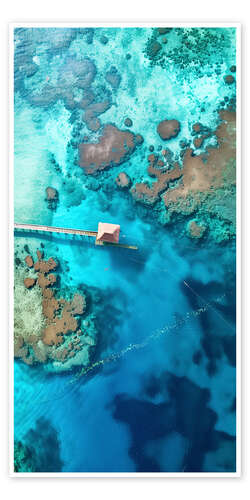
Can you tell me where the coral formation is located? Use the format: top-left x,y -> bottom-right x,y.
157,119 -> 181,140
162,110 -> 236,217
131,153 -> 182,205
105,66 -> 121,90
124,118 -> 133,127
129,108 -> 236,241
115,172 -> 132,189
187,220 -> 207,239
79,125 -> 142,174
14,440 -> 35,472
14,247 -> 96,369
46,187 -> 59,211
224,75 -> 235,84
24,277 -> 36,288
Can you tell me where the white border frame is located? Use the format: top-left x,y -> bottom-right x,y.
9,22 -> 241,478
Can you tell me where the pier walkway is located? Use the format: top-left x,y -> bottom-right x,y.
14,223 -> 138,250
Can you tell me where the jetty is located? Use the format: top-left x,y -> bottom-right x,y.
14,222 -> 138,250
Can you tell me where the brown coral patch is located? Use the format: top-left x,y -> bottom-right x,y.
157,119 -> 180,140
163,110 -> 236,215
83,101 -> 110,132
24,278 -> 36,289
194,135 -> 206,149
79,125 -> 138,174
25,255 -> 33,268
42,296 -> 60,320
42,308 -> 78,346
115,172 -> 132,189
187,220 -> 206,239
224,75 -> 235,84
69,293 -> 86,315
131,154 -> 182,205
34,257 -> 57,273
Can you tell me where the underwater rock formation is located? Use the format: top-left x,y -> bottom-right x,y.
79,125 -> 141,174
157,119 -> 181,140
14,248 -> 97,369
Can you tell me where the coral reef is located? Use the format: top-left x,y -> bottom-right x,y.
162,110 -> 236,216
79,125 -> 142,174
144,27 -> 235,77
130,109 -> 236,241
14,246 -> 97,369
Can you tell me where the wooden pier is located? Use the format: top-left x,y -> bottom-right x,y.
14,223 -> 138,250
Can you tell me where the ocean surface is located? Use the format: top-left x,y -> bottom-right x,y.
13,27 -> 237,473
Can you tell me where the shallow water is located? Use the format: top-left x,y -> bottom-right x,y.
14,27 -> 236,473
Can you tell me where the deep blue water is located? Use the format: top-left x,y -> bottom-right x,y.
14,27 -> 236,473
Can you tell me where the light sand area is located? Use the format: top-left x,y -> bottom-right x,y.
14,103 -> 57,225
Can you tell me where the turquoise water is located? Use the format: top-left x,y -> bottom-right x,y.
14,27 -> 236,473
